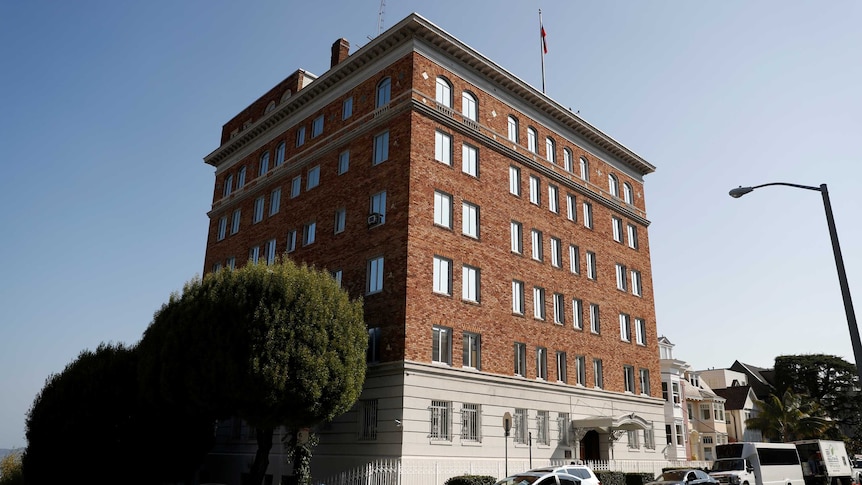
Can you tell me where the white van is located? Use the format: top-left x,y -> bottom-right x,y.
794,440 -> 852,485
711,442 -> 804,485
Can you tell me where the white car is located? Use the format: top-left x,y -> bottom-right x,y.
528,465 -> 600,485
494,470 -> 581,485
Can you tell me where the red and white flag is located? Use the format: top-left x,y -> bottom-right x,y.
541,24 -> 548,53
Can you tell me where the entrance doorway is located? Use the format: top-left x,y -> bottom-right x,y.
581,430 -> 600,461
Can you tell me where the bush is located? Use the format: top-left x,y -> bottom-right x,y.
445,475 -> 497,485
597,471 -> 626,485
626,472 -> 657,485
0,452 -> 24,485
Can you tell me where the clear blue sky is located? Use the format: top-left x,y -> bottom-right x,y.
2,1 -> 860,449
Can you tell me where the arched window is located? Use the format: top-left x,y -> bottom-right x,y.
579,157 -> 589,181
545,137 -> 556,164
527,127 -> 538,153
259,152 -> 270,176
265,101 -> 276,114
281,90 -> 292,103
563,148 -> 573,172
376,77 -> 391,108
623,183 -> 634,204
608,174 -> 619,197
462,91 -> 478,122
507,116 -> 519,143
435,76 -> 452,108
275,142 -> 286,167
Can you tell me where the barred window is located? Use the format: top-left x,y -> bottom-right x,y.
557,412 -> 570,445
536,410 -> 550,445
430,401 -> 452,441
461,403 -> 481,442
513,408 -> 528,444
359,399 -> 378,440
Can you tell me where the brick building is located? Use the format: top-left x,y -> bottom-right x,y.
202,13 -> 664,482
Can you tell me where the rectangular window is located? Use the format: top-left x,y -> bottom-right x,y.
462,202 -> 479,239
462,265 -> 480,303
572,299 -> 583,329
462,144 -> 478,177
217,216 -> 227,241
333,269 -> 343,288
430,400 -> 452,441
359,399 -> 377,440
366,327 -> 380,363
334,208 -> 346,234
620,313 -> 631,342
373,131 -> 389,165
432,326 -> 452,365
627,429 -> 640,449
531,229 -> 543,261
556,351 -> 567,383
231,209 -> 241,234
265,238 -> 277,265
433,191 -> 452,228
211,262 -> 220,274
253,196 -> 265,223
306,166 -> 320,190
714,403 -> 725,422
228,257 -> 238,269
510,221 -> 523,254
586,251 -> 597,280
512,280 -> 524,315
590,303 -> 600,333
662,382 -> 669,401
640,368 -> 651,396
612,216 -> 623,243
287,230 -> 297,252
370,191 -> 387,224
302,222 -> 316,246
630,270 -> 642,297
529,175 -> 540,205
463,332 -> 481,370
672,382 -> 681,405
536,347 -> 548,380
536,410 -> 550,445
435,131 -> 452,165
296,126 -> 306,147
533,287 -> 546,320
583,202 -> 593,229
553,293 -> 565,324
558,412 -> 571,445
461,403 -> 481,442
616,263 -> 628,291
269,188 -> 281,216
675,423 -> 684,445
367,256 -> 384,294
701,403 -> 711,421
569,245 -> 580,274
249,245 -> 260,264
566,194 -> 576,221
624,365 -> 635,393
338,150 -> 350,175
636,318 -> 646,345
548,185 -> 559,213
593,359 -> 604,388
509,166 -> 521,196
627,224 -> 639,249
291,176 -> 301,198
550,237 -> 562,268
575,355 -> 586,385
513,408 -> 527,444
432,256 -> 452,296
514,343 -> 527,377
342,97 -> 353,120
645,428 -> 656,449
312,115 -> 324,138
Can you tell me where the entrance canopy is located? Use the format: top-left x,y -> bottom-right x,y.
571,412 -> 651,433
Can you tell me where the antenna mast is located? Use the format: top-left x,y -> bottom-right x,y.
377,0 -> 386,36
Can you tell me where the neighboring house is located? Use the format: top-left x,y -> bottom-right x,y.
658,336 -> 690,460
683,371 -> 728,461
200,12 -> 664,485
729,361 -> 775,400
700,368 -> 763,443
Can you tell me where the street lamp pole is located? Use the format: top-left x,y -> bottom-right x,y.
729,182 -> 862,385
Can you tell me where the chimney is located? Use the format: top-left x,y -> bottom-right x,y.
330,38 -> 350,68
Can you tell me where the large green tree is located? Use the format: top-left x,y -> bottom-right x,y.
138,259 -> 367,485
745,389 -> 834,442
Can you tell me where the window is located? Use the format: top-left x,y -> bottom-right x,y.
612,216 -> 623,243
514,343 -> 527,377
701,403 -> 711,421
513,408 -> 528,444
512,280 -> 525,315
636,318 -> 646,345
212,261 -> 222,273
714,403 -> 725,422
237,166 -> 246,188
566,194 -> 576,221
579,157 -> 589,181
620,313 -> 631,342
462,92 -> 477,121
548,185 -> 559,213
366,327 -> 380,363
296,126 -> 306,147
531,229 -> 543,261
556,352 -> 567,383
527,127 -> 538,153
463,332 -> 481,369
631,270 -> 642,296
583,202 -> 593,228
533,286 -> 546,320
370,191 -> 387,224
433,191 -> 452,228
640,368 -> 651,395
623,182 -> 633,204
563,148 -> 573,172
586,251 -> 597,280
258,152 -> 269,176
545,137 -> 556,163
302,221 -> 316,246
333,270 -> 343,288
249,245 -> 260,264
558,413 -> 571,445
432,256 -> 452,296
338,150 -> 350,175
462,201 -> 479,238
373,131 -> 389,165
217,216 -> 227,241
435,131 -> 452,165
334,208 -> 346,234
287,230 -> 297,252
569,245 -> 580,274
291,176 -> 301,198
375,77 -> 391,107
367,256 -> 384,294
461,403 -> 481,442
672,382 -> 681,405
253,196 -> 265,223
609,174 -> 619,197
312,115 -> 323,137
359,399 -> 378,440
435,76 -> 452,108
575,356 -> 586,385
550,237 -> 562,268
432,326 -> 452,364
624,365 -> 636,393
572,299 -> 583,329
593,359 -> 604,388
529,175 -> 540,205
627,429 -> 640,449
275,142 -> 285,167
507,116 -> 519,143
223,174 -> 233,197
342,97 -> 353,120
265,238 -> 277,265
306,165 -> 320,189
536,410 -> 550,445
269,188 -> 281,216
645,427 -> 656,449
553,293 -> 565,324
509,166 -> 521,196
675,423 -> 684,445
627,224 -> 639,249
462,144 -> 478,177
462,265 -> 480,302
430,400 -> 452,441
589,303 -> 600,333
510,221 -> 523,254
536,347 -> 548,380
616,263 -> 627,291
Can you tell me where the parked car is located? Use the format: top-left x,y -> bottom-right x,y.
494,470 -> 581,485
528,465 -> 600,485
647,470 -> 718,485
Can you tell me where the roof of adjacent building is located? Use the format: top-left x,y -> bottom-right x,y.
714,385 -> 753,410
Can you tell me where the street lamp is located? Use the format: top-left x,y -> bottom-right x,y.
729,182 -> 862,385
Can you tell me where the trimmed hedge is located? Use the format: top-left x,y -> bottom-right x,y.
445,475 -> 497,485
626,472 -> 658,485
597,471 -> 627,485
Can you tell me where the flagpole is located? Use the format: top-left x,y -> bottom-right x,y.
539,9 -> 546,94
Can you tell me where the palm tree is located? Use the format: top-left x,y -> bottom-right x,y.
746,389 -> 834,441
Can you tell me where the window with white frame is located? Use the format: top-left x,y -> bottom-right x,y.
529,175 -> 540,205
302,221 -> 316,246
583,202 -> 593,228
623,182 -> 633,204
507,116 -> 519,142
259,152 -> 270,176
253,196 -> 265,223
334,208 -> 346,234
627,224 -> 639,249
375,77 -> 391,107
536,410 -> 550,445
434,191 -> 452,229
572,299 -> 583,329
575,355 -> 586,385
461,403 -> 481,441
672,382 -> 681,405
714,402 -> 725,422
333,269 -> 343,288
514,343 -> 527,377
556,352 -> 567,383
558,412 -> 571,445
620,313 -> 631,342
359,399 -> 378,440
512,280 -> 524,315
373,131 -> 389,165
563,148 -> 573,172
536,347 -> 548,381
217,216 -> 227,241
462,92 -> 478,122
645,427 -> 656,449
462,144 -> 478,177
566,194 -> 576,221
675,423 -> 684,445
527,127 -> 538,153
306,166 -> 320,190
631,270 -> 642,296
548,185 -> 559,213
367,256 -> 384,294
594,358 -> 604,388
462,201 -> 479,238
579,157 -> 589,181
531,229 -> 543,261
370,191 -> 387,224
533,286 -> 546,320
291,176 -> 301,198
627,429 -> 640,449
586,251 -> 597,280
265,238 -> 277,265
212,261 -> 222,273
612,216 -> 623,243
429,400 -> 452,441
609,174 -> 620,197
462,265 -> 480,302
435,130 -> 452,165
509,165 -> 521,196
237,166 -> 246,188
296,126 -> 306,147
590,303 -> 600,333
553,293 -> 565,324
636,318 -> 646,345
545,137 -> 556,163
640,368 -> 651,395
432,326 -> 452,364
569,244 -> 580,274
275,143 -> 285,167
432,256 -> 452,296
463,333 -> 480,370
269,188 -> 281,216
701,403 -> 711,421
435,77 -> 452,108
510,221 -> 523,254
338,150 -> 350,175
616,263 -> 628,291
287,230 -> 297,253
342,97 -> 353,120
513,408 -> 528,444
312,115 -> 324,138
249,245 -> 260,264
550,237 -> 562,268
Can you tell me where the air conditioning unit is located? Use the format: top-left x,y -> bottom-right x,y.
367,213 -> 383,226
